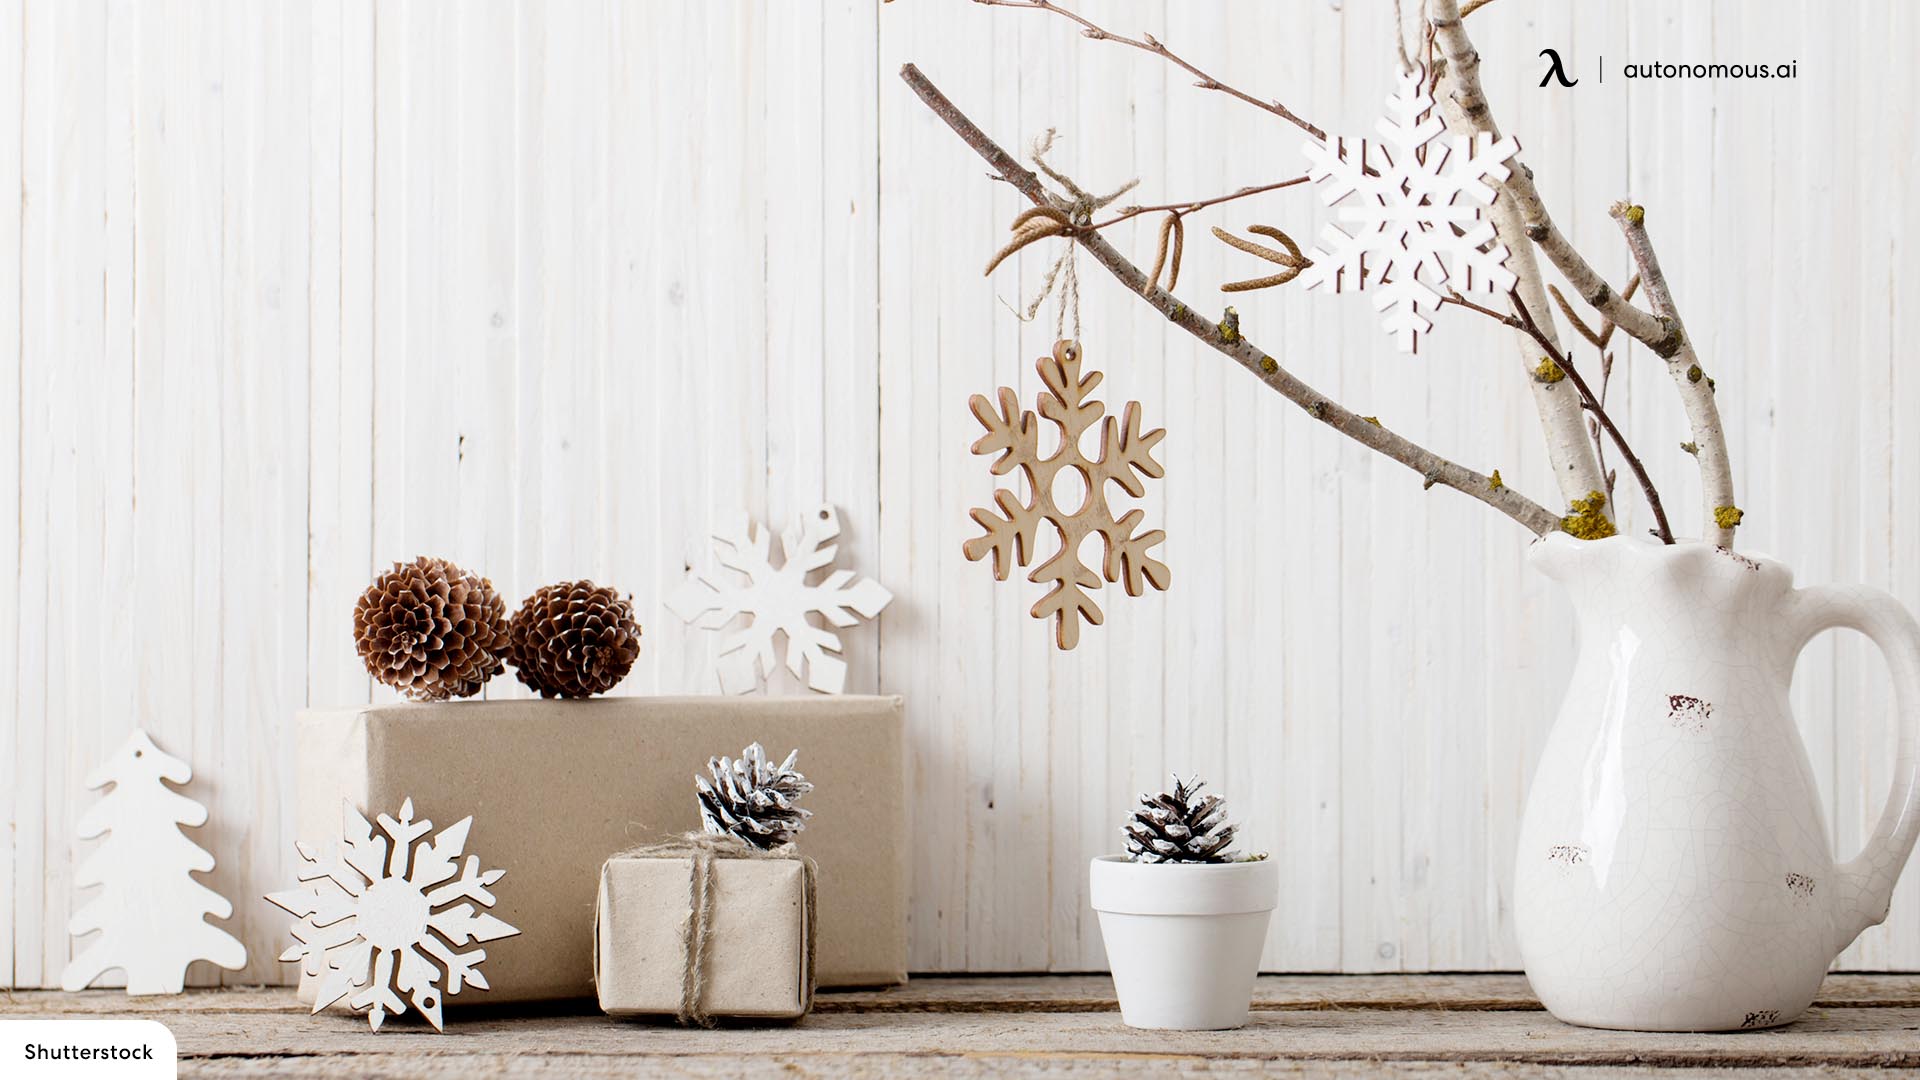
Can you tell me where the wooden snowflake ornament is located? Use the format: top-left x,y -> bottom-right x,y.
268,798 -> 520,1032
1299,68 -> 1520,352
965,340 -> 1169,649
61,730 -> 248,995
667,503 -> 894,694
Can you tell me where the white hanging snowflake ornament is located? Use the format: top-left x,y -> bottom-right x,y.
267,798 -> 519,1032
667,503 -> 894,694
1299,67 -> 1520,352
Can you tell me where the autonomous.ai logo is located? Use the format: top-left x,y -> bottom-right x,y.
1534,49 -> 1801,87
1539,48 -> 1577,87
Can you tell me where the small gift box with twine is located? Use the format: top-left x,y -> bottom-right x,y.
594,744 -> 818,1023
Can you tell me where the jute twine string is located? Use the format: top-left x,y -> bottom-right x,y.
1393,0 -> 1430,74
615,831 -> 818,1027
1394,0 -> 1434,90
1018,129 -> 1137,342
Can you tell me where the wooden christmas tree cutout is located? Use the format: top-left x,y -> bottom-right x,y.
964,340 -> 1170,649
61,729 -> 248,995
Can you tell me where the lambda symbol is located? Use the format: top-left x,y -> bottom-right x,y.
1539,48 -> 1578,88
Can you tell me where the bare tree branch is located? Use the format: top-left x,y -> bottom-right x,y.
1508,294 -> 1675,545
942,0 -> 1745,548
1610,201 -> 1739,546
1428,0 -> 1676,359
1429,0 -> 1737,545
1425,63 -> 1611,515
978,0 -> 1607,524
902,62 -> 1563,538
1443,291 -> 1675,544
1092,176 -> 1310,230
1586,351 -> 1618,503
970,0 -> 1326,141
1550,274 -> 1638,350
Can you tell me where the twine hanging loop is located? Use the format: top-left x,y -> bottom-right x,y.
980,128 -> 1138,343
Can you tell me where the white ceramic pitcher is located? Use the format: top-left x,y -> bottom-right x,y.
1516,533 -> 1920,1031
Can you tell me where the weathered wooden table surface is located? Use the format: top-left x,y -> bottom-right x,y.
8,975 -> 1920,1077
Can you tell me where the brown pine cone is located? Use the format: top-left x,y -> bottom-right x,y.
507,580 -> 642,698
353,556 -> 510,701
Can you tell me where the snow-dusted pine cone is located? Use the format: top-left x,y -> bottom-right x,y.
506,580 -> 642,698
1123,775 -> 1238,863
696,743 -> 813,849
353,556 -> 510,701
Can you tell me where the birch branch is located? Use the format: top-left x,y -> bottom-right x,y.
901,62 -> 1563,538
1427,0 -> 1674,357
1429,0 -> 1737,546
1429,77 -> 1611,516
1441,291 -> 1672,544
1609,201 -> 1739,546
1506,296 -> 1674,544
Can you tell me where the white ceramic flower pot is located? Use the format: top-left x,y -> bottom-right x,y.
1518,533 -> 1920,1031
1089,855 -> 1278,1030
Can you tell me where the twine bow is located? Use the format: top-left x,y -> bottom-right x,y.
614,831 -> 817,1027
982,129 -> 1138,342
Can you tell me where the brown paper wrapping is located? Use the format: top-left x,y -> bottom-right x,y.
294,695 -> 906,1003
595,853 -> 811,1020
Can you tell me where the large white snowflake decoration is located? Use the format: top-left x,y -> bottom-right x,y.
1298,68 -> 1521,352
666,503 -> 894,694
267,798 -> 519,1032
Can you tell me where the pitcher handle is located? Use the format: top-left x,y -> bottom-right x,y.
1788,583 -> 1920,954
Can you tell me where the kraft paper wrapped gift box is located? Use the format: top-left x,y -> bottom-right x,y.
595,850 -> 815,1020
294,695 -> 904,1003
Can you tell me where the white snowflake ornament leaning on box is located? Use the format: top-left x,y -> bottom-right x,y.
61,729 -> 248,995
667,503 -> 893,694
1299,67 -> 1520,352
267,798 -> 519,1032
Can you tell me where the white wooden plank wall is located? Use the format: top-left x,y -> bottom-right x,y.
4,0 -> 1918,985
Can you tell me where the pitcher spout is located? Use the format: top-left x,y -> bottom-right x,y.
1528,532 -> 1794,619
1526,530 -> 1612,585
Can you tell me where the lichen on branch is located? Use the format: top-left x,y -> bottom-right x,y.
1561,492 -> 1618,540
